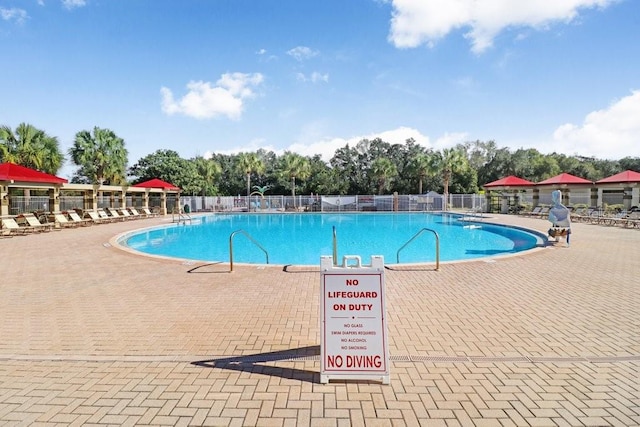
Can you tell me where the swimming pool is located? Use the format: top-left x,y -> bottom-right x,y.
121,213 -> 544,265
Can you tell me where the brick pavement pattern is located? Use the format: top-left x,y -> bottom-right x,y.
1,214 -> 639,426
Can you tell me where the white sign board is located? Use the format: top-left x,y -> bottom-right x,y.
320,255 -> 390,384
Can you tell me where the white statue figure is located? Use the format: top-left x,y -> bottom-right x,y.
548,189 -> 571,245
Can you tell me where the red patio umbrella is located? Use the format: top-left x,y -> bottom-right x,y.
0,162 -> 68,184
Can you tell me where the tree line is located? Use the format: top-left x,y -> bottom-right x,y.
2,122 -> 640,197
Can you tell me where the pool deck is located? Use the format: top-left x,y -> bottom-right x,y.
1,213 -> 639,426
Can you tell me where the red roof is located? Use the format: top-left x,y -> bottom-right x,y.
0,162 -> 68,184
132,178 -> 180,191
484,175 -> 535,188
536,173 -> 592,186
596,170 -> 640,184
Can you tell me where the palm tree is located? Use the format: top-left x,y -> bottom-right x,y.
410,152 -> 437,194
436,148 -> 467,210
194,156 -> 222,196
69,127 -> 128,184
371,157 -> 398,195
236,153 -> 265,196
279,152 -> 311,207
0,123 -> 64,174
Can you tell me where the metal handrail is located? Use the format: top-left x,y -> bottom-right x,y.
229,229 -> 269,272
172,208 -> 192,225
332,226 -> 338,266
396,228 -> 440,270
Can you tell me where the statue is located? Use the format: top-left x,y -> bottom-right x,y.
548,190 -> 571,245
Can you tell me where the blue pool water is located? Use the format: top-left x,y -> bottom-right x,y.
121,213 -> 543,265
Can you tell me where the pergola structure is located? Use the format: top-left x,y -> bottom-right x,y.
131,179 -> 181,215
483,170 -> 640,213
535,173 -> 594,207
0,162 -> 68,217
595,170 -> 640,209
483,175 -> 535,214
1,162 -> 180,216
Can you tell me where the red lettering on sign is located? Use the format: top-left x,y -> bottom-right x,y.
326,355 -> 343,368
346,355 -> 382,368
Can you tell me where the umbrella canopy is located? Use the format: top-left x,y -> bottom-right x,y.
132,178 -> 180,191
595,170 -> 640,184
0,162 -> 68,184
536,173 -> 592,186
483,175 -> 535,188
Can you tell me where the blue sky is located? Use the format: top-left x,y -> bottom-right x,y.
2,0 -> 639,179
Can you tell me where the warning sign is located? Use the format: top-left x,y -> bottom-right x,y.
320,255 -> 390,384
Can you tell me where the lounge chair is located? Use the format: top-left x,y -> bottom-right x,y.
532,206 -> 549,219
52,212 -> 78,228
522,206 -> 542,217
84,210 -> 108,224
574,207 -> 597,223
1,217 -> 31,235
96,209 -> 114,222
141,207 -> 159,218
571,207 -> 588,221
598,210 -> 627,226
587,209 -> 607,224
105,207 -> 125,221
117,208 -> 134,220
67,211 -> 93,226
128,207 -> 142,218
623,211 -> 640,228
20,212 -> 55,232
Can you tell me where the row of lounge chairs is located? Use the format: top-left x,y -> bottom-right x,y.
519,205 -> 550,218
0,207 -> 159,237
571,207 -> 640,227
80,207 -> 159,224
518,205 -> 640,228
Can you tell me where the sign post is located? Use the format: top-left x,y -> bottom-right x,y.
320,255 -> 390,384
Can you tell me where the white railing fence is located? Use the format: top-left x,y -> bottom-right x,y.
10,191 -> 627,216
179,194 -> 466,213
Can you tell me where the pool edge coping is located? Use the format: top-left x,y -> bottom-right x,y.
108,213 -> 552,269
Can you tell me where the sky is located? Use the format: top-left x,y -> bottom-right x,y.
1,0 -> 639,179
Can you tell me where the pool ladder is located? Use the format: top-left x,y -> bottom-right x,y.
172,208 -> 192,225
332,226 -> 440,270
229,230 -> 269,272
396,228 -> 439,270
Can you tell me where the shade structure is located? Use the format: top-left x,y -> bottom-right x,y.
536,173 -> 592,186
132,178 -> 180,191
595,170 -> 640,184
483,175 -> 535,188
0,162 -> 68,184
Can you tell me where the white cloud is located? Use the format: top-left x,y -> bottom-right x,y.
432,132 -> 470,150
1,7 -> 28,24
286,126 -> 434,162
296,72 -> 329,83
551,90 -> 640,159
62,0 -> 86,9
203,126 -> 470,164
161,72 -> 264,120
204,139 -> 278,159
287,46 -> 319,61
388,0 -> 616,53
256,49 -> 267,55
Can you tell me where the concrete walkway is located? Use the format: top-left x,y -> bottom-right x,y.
0,213 -> 639,426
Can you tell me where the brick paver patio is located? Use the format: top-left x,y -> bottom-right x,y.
1,213 -> 639,426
